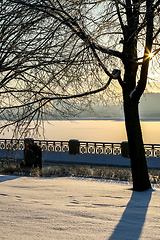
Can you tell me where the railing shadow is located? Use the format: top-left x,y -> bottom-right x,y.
0,175 -> 21,183
108,188 -> 153,240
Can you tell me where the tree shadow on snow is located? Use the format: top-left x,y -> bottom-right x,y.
108,188 -> 153,240
0,175 -> 21,183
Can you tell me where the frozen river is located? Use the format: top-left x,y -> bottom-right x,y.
1,119 -> 160,144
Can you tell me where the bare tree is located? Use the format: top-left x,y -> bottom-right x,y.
1,0 -> 160,190
0,0 -> 119,134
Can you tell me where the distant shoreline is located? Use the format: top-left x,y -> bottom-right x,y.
42,117 -> 160,122
1,117 -> 159,122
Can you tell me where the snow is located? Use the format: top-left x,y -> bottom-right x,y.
1,148 -> 160,239
1,149 -> 160,168
1,175 -> 160,240
42,151 -> 160,169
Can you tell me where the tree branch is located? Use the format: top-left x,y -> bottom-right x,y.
115,0 -> 126,35
8,0 -> 120,78
0,76 -> 114,111
130,0 -> 154,102
153,28 -> 160,40
92,42 -> 123,59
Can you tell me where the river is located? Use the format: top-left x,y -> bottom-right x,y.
29,119 -> 160,144
1,119 -> 160,144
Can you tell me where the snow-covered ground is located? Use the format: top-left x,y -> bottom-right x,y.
1,175 -> 160,240
1,149 -> 160,239
42,151 -> 160,169
1,149 -> 160,168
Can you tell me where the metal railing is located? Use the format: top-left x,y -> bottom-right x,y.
0,138 -> 160,158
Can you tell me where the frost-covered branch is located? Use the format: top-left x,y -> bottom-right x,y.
0,74 -> 115,111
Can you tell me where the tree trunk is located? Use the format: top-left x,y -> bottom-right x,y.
123,89 -> 151,191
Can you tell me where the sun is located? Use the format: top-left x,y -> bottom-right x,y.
149,52 -> 154,58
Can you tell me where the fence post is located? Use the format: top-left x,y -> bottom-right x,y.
69,139 -> 79,155
121,141 -> 130,158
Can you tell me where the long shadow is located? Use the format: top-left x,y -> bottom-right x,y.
109,188 -> 153,240
0,175 -> 21,183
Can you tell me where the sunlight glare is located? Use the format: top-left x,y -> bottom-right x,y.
149,52 -> 154,58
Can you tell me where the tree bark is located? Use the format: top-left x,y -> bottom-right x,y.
123,86 -> 151,191
122,0 -> 154,191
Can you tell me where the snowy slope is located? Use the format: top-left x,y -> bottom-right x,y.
1,175 -> 160,240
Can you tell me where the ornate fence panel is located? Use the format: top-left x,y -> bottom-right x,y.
34,140 -> 69,152
144,144 -> 160,157
0,139 -> 160,158
0,139 -> 24,151
78,142 -> 122,155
